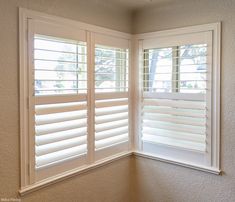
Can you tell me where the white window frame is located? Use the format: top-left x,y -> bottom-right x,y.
19,7 -> 221,196
133,23 -> 221,174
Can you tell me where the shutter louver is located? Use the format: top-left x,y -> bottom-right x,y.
94,45 -> 129,152
141,44 -> 208,152
34,35 -> 87,169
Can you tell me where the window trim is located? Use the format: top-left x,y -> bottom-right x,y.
19,7 -> 221,196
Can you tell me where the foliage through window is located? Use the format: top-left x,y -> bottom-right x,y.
95,45 -> 128,92
143,44 -> 207,94
34,35 -> 87,95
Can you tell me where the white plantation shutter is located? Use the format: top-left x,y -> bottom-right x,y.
32,33 -> 88,173
140,31 -> 213,165
25,18 -> 132,182
94,44 -> 129,160
21,18 -> 220,188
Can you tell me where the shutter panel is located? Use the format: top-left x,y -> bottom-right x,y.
141,44 -> 208,153
34,35 -> 88,169
94,45 -> 129,159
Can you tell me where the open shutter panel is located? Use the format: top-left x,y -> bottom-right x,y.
141,44 -> 209,153
34,35 -> 88,169
94,45 -> 129,159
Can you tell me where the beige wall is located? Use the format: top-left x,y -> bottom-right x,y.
1,0 -> 235,201
0,0 -> 132,201
132,0 -> 235,201
23,158 -> 131,202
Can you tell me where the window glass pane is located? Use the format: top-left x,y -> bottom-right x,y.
34,35 -> 87,95
95,45 -> 128,92
179,44 -> 207,93
143,48 -> 173,92
143,44 -> 207,94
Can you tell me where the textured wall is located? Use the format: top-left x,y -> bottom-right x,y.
132,0 -> 235,201
1,0 -> 235,201
0,0 -> 132,201
21,158 -> 131,202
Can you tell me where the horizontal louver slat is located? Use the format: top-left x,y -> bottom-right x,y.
143,113 -> 205,126
143,119 -> 205,135
95,105 -> 128,116
95,134 -> 128,150
36,145 -> 87,168
95,99 -> 128,108
142,127 -> 205,143
95,119 -> 128,133
36,136 -> 87,156
95,126 -> 128,141
143,99 -> 205,110
35,119 -> 87,135
143,106 -> 206,118
36,111 -> 87,125
36,128 -> 87,145
95,112 -> 128,124
35,102 -> 87,115
142,134 -> 206,152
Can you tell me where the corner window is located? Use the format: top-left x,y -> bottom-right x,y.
19,9 -> 220,194
138,28 -> 220,170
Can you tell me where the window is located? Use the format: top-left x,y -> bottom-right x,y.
20,8 -> 220,194
20,16 -> 131,189
142,44 -> 208,152
137,27 -> 220,171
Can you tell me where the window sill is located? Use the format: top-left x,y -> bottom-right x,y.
133,151 -> 221,175
19,151 -> 132,196
19,151 -> 221,196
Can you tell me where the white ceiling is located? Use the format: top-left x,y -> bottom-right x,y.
98,0 -> 173,10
